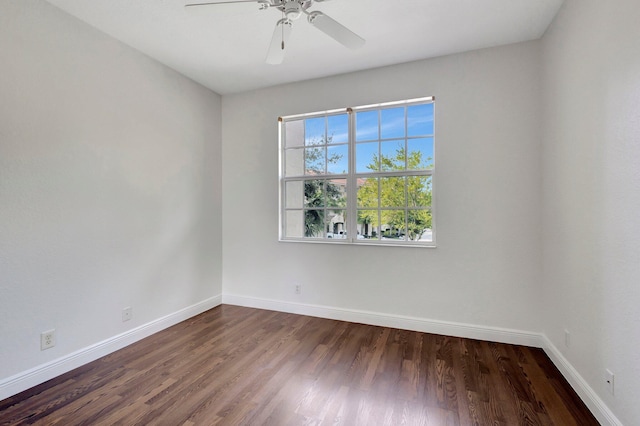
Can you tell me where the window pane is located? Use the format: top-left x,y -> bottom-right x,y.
326,178 -> 347,207
380,141 -> 405,171
285,180 -> 303,208
326,210 -> 346,238
380,177 -> 406,207
407,176 -> 432,208
305,117 -> 325,145
407,103 -> 434,136
327,114 -> 348,144
305,210 -> 324,237
407,138 -> 434,170
327,145 -> 348,174
356,142 -> 378,172
356,110 -> 379,141
357,177 -> 379,208
305,147 -> 325,174
407,209 -> 432,241
381,210 -> 406,241
357,210 -> 380,240
285,120 -> 304,147
304,180 -> 325,207
285,148 -> 304,177
285,210 -> 304,238
381,107 -> 405,140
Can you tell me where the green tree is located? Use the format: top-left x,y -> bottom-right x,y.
303,135 -> 345,237
357,148 -> 432,241
303,179 -> 345,237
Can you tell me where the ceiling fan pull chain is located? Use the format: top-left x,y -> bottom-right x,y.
281,9 -> 285,50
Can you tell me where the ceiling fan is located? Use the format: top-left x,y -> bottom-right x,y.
185,0 -> 365,64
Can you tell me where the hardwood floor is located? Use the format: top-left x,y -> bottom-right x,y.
1,305 -> 598,425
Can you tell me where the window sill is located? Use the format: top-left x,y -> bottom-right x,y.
278,238 -> 436,248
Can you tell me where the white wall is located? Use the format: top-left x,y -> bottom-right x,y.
4,1 -> 635,423
222,41 -> 543,333
541,0 -> 640,424
0,0 -> 222,386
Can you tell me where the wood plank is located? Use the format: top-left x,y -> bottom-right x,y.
0,305 -> 599,425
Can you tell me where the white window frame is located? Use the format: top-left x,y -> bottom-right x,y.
279,97 -> 435,247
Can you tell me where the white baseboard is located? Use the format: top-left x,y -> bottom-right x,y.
3,293 -> 620,426
222,294 -> 542,347
223,293 -> 622,426
0,295 -> 222,401
541,335 -> 623,426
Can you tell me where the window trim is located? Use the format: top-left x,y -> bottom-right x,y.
279,96 -> 436,247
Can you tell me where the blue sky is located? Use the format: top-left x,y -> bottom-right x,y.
303,103 -> 434,174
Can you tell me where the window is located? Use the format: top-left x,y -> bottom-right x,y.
280,97 -> 435,246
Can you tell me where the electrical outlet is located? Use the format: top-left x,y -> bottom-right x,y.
605,369 -> 614,395
295,284 -> 301,294
41,329 -> 55,350
564,329 -> 570,347
122,307 -> 132,322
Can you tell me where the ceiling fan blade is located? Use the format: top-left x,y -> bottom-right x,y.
266,19 -> 293,65
307,11 -> 365,50
185,0 -> 260,8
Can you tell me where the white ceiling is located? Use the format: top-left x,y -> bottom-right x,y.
45,0 -> 564,95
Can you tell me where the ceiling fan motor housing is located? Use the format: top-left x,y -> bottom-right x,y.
282,0 -> 311,21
